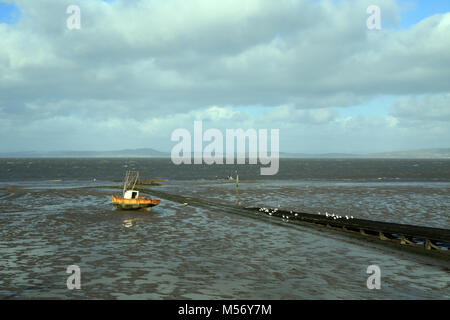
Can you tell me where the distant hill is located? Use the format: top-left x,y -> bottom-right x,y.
365,148 -> 450,159
279,152 -> 360,158
0,148 -> 169,158
280,148 -> 450,159
0,148 -> 449,159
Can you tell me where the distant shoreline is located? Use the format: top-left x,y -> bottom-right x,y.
0,147 -> 449,159
1,156 -> 449,160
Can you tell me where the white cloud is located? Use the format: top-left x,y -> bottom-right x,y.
391,94 -> 450,121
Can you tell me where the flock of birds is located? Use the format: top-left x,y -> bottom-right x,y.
257,207 -> 355,221
318,211 -> 355,220
257,207 -> 299,220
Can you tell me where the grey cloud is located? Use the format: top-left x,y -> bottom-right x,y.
3,0 -> 444,114
0,0 -> 449,152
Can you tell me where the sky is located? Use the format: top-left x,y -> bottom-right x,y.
0,0 -> 449,154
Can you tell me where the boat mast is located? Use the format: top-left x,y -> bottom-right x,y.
123,170 -> 131,197
131,171 -> 139,190
121,170 -> 139,197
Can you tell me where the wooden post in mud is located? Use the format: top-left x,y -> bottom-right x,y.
235,171 -> 239,204
425,239 -> 441,251
379,232 -> 389,241
400,235 -> 414,245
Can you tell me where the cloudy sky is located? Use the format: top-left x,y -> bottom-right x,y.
0,0 -> 449,154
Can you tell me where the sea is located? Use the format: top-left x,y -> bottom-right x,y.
0,158 -> 449,299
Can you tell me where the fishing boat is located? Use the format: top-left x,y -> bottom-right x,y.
111,170 -> 161,210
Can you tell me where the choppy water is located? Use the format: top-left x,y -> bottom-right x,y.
1,158 -> 450,182
0,158 -> 449,299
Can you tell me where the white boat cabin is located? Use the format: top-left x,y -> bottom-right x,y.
124,190 -> 139,200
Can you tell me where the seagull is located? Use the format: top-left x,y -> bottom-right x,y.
345,215 -> 349,219
295,213 -> 298,217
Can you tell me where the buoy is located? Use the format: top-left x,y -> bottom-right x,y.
183,203 -> 188,206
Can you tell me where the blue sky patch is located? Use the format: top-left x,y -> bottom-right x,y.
398,0 -> 450,29
0,1 -> 21,24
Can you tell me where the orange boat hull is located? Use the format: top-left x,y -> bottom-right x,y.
111,195 -> 161,210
